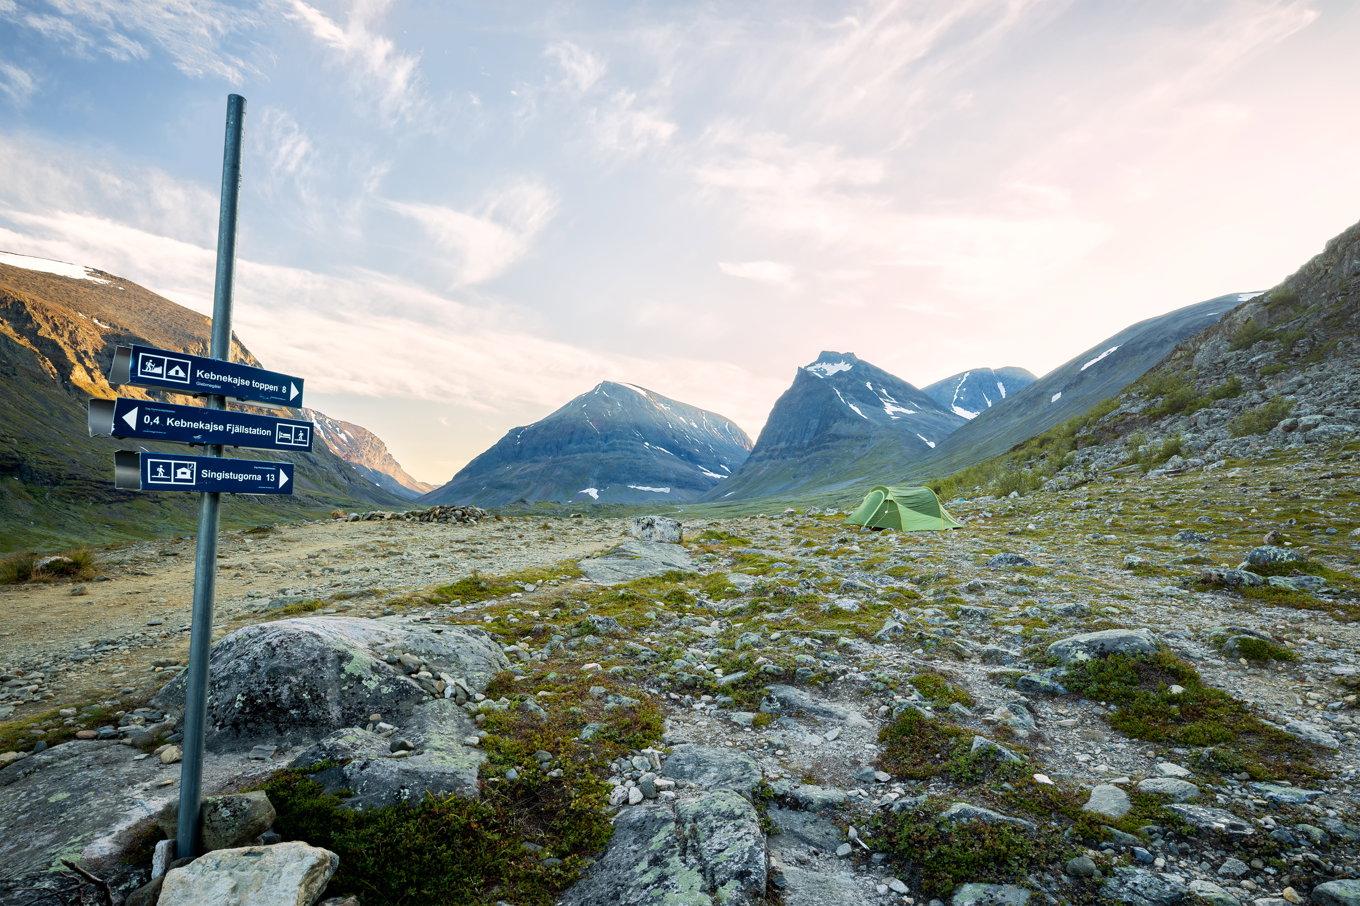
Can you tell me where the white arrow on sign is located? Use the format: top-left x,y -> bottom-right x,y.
122,406 -> 139,431
290,382 -> 299,401
278,469 -> 289,489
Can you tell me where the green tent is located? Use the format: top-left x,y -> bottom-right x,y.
846,486 -> 962,531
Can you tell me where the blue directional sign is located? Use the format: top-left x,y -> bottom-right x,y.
114,451 -> 293,494
110,343 -> 304,407
89,398 -> 314,452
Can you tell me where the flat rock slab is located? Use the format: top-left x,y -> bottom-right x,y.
661,745 -> 761,796
952,884 -> 1031,905
779,864 -> 883,905
157,841 -> 338,906
560,790 -> 766,906
578,540 -> 696,585
0,740 -> 290,899
153,617 -> 507,750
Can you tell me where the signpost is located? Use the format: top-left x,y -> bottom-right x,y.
110,343 -> 304,407
114,450 -> 293,494
83,95 -> 305,859
89,397 -> 314,452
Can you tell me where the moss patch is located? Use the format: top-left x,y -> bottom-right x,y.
908,671 -> 975,708
1063,649 -> 1318,779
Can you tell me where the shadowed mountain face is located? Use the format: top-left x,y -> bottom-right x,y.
424,382 -> 752,506
306,409 -> 432,500
708,352 -> 966,501
911,295 -> 1239,479
0,252 -> 403,550
923,366 -> 1036,419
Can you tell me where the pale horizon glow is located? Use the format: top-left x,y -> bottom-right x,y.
1,1 -> 1358,484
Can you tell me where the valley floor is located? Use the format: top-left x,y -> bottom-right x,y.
0,448 -> 1357,905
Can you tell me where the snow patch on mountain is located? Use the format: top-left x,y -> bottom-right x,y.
579,487 -> 599,499
1080,345 -> 1120,371
628,484 -> 671,493
0,251 -> 109,284
805,360 -> 853,378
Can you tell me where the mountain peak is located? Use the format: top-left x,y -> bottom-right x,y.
803,351 -> 860,378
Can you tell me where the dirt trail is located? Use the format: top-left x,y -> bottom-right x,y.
0,515 -> 620,716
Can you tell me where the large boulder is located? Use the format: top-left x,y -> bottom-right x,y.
560,790 -> 766,905
152,617 -> 507,750
157,841 -> 338,906
629,515 -> 683,544
578,540 -> 696,584
1047,629 -> 1158,664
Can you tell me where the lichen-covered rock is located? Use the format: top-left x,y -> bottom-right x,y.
579,540 -> 697,584
1240,545 -> 1304,567
157,791 -> 276,851
1100,866 -> 1190,904
661,744 -> 762,796
951,883 -> 1031,905
1047,628 -> 1158,664
1082,783 -> 1132,819
152,617 -> 507,749
1165,804 -> 1255,836
560,790 -> 766,905
0,740 -> 285,901
1312,880 -> 1360,906
629,515 -> 683,544
157,841 -> 338,906
987,553 -> 1033,568
289,699 -> 483,808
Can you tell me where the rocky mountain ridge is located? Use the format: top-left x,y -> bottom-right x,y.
304,409 -> 433,500
425,381 -> 753,506
709,352 -> 967,501
923,366 -> 1036,419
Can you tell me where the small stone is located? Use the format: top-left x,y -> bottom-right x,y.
1083,784 -> 1132,820
159,745 -> 182,764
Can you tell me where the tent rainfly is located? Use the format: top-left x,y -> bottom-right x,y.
846,485 -> 962,531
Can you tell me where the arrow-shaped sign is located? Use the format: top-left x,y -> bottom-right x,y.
108,343 -> 305,408
113,450 -> 294,495
122,406 -> 139,432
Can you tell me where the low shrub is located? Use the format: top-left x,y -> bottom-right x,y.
1229,398 -> 1292,437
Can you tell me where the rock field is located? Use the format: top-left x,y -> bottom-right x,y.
0,446 -> 1357,905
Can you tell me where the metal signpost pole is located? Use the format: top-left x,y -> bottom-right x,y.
176,93 -> 245,860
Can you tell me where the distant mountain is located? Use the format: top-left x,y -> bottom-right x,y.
923,367 -> 1036,419
424,382 -> 752,506
709,351 -> 965,501
307,409 -> 432,500
0,252 -> 404,551
913,295 -> 1237,478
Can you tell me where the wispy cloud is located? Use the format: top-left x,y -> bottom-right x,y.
588,90 -> 677,158
545,40 -> 606,94
285,0 -> 427,125
718,260 -> 795,288
0,61 -> 37,106
10,0 -> 260,82
386,180 -> 559,287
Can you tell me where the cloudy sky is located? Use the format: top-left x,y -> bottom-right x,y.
2,1 -> 1358,483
